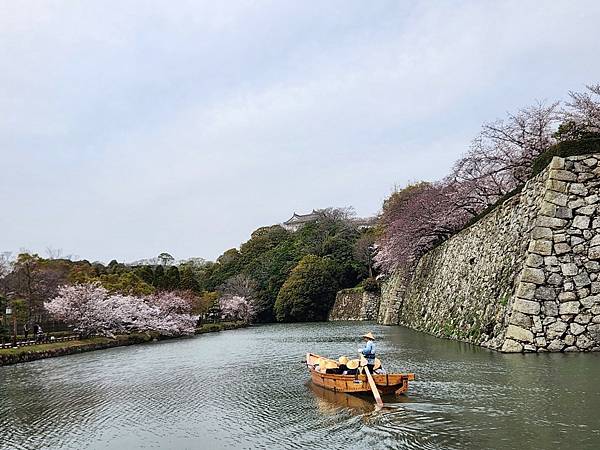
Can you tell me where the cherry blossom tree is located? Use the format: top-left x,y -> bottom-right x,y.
451,101 -> 559,210
375,182 -> 473,274
558,84 -> 600,140
44,283 -> 197,337
219,295 -> 255,323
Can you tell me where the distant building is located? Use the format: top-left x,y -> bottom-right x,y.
281,210 -> 322,232
281,209 -> 377,232
352,216 -> 377,230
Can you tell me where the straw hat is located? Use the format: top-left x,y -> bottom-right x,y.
359,355 -> 368,367
346,359 -> 360,370
316,358 -> 325,368
362,332 -> 375,340
373,358 -> 382,370
338,356 -> 349,365
324,360 -> 338,370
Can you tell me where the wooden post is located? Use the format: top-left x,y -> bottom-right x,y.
363,365 -> 383,408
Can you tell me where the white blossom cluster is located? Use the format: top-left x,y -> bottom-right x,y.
44,283 -> 198,338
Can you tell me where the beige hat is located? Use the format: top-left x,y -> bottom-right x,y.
346,359 -> 360,370
338,356 -> 349,365
324,360 -> 338,370
359,355 -> 368,367
362,332 -> 375,340
374,358 -> 382,370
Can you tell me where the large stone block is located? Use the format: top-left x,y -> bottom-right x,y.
535,286 -> 556,301
558,291 -> 576,302
506,325 -> 534,343
513,298 -> 541,315
573,272 -> 592,287
521,267 -> 546,284
587,323 -> 600,342
501,339 -> 524,353
549,169 -> 577,182
547,273 -> 563,286
589,246 -> 600,260
543,301 -> 558,316
570,183 -> 588,196
525,254 -> 544,268
536,216 -> 567,229
585,194 -> 599,204
515,282 -> 536,300
547,339 -> 565,352
539,202 -> 557,217
546,320 -> 568,340
544,191 -> 568,207
575,314 -> 591,324
549,156 -> 565,170
576,205 -> 596,216
556,207 -> 573,219
589,235 -> 600,247
577,334 -> 594,349
559,301 -> 580,315
509,311 -> 533,328
573,215 -> 591,229
554,243 -> 571,255
580,295 -> 600,309
545,179 -> 567,193
528,240 -> 553,256
561,263 -> 578,276
570,322 -> 586,335
569,198 -> 586,209
531,227 -> 553,240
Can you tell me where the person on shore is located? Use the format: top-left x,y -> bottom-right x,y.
358,332 -> 376,373
23,323 -> 29,341
35,324 -> 44,343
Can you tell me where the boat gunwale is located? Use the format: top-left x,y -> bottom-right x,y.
306,352 -> 415,383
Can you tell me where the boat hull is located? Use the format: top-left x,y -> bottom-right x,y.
306,353 -> 414,395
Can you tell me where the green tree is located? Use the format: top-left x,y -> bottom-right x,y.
274,255 -> 340,322
135,266 -> 155,285
98,272 -> 155,295
153,265 -> 165,289
165,266 -> 181,290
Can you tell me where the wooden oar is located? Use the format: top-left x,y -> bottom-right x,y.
358,352 -> 383,408
363,365 -> 383,408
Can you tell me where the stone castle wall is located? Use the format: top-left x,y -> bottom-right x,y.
379,152 -> 600,352
329,289 -> 380,321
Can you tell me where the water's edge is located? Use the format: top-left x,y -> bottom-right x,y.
0,322 -> 247,367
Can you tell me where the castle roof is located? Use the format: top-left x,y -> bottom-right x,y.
283,210 -> 321,225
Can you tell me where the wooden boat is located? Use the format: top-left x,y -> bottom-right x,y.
306,353 -> 415,396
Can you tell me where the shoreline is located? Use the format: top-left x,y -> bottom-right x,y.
0,321 -> 248,367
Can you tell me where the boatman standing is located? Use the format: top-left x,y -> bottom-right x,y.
359,332 -> 376,373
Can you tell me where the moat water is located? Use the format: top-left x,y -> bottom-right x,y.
1,322 -> 599,450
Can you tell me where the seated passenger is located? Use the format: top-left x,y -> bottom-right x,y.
345,358 -> 359,375
338,356 -> 349,373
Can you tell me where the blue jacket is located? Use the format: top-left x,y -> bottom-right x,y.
360,340 -> 376,364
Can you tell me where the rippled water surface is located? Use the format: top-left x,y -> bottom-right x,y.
1,322 -> 600,449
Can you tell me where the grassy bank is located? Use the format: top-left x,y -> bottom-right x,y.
0,322 -> 248,367
195,321 -> 247,334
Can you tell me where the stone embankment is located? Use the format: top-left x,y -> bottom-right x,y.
379,146 -> 600,352
329,289 -> 380,321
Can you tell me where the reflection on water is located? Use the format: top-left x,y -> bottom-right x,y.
1,322 -> 600,450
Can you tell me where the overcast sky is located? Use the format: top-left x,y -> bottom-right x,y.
1,1 -> 600,263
